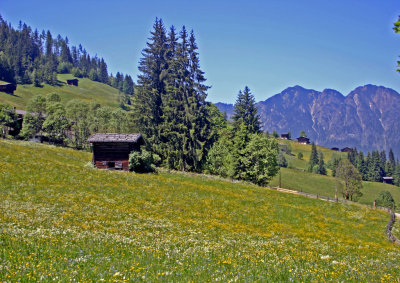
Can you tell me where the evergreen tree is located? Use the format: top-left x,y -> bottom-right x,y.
368,151 -> 384,182
122,74 -> 134,95
232,86 -> 260,134
347,148 -> 357,166
386,148 -> 396,176
318,151 -> 327,175
133,18 -> 168,150
99,58 -> 109,84
356,151 -> 367,180
394,163 -> 400,186
307,142 -> 319,172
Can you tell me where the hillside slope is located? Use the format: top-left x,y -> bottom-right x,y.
0,139 -> 399,281
0,74 -> 122,109
270,140 -> 400,208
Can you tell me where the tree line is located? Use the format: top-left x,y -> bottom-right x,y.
129,19 -> 279,184
0,15 -> 134,95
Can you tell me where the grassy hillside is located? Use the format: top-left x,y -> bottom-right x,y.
0,74 -> 121,109
272,140 -> 400,209
0,139 -> 399,281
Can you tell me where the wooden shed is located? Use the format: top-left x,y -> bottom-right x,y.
87,133 -> 144,171
66,79 -> 79,86
341,147 -> 353,153
280,133 -> 290,140
0,83 -> 17,94
383,177 -> 394,185
296,136 -> 310,144
331,147 -> 339,151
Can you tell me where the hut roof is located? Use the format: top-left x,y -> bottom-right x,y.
87,133 -> 142,143
383,177 -> 394,180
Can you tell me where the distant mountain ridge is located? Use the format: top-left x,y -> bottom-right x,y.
215,84 -> 400,156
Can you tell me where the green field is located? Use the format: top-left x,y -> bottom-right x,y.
0,139 -> 399,281
272,140 -> 400,210
0,74 -> 121,109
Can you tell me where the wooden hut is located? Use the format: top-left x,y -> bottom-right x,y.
341,147 -> 353,153
0,83 -> 17,94
296,136 -> 310,144
280,133 -> 290,140
331,147 -> 339,151
87,133 -> 144,171
383,177 -> 394,185
66,79 -> 79,86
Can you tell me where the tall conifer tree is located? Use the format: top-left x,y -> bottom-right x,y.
232,86 -> 260,134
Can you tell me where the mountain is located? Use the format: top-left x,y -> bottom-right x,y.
216,84 -> 400,156
214,102 -> 234,119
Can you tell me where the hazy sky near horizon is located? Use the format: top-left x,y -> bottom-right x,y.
1,0 -> 400,103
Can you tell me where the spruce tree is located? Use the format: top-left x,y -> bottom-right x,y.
232,86 -> 260,134
386,148 -> 396,176
133,18 -> 168,149
307,142 -> 319,172
318,151 -> 326,175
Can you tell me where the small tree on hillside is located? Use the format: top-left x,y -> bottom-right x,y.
318,151 -> 327,175
299,130 -> 307,137
335,159 -> 363,201
375,191 -> 396,209
0,104 -> 15,137
237,133 -> 279,186
306,142 -> 319,172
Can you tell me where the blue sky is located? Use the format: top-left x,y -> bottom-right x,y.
1,0 -> 400,103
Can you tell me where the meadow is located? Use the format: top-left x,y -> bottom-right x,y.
0,139 -> 399,281
0,74 -> 121,110
271,140 -> 400,210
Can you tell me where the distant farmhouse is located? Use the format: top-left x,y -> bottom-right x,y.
0,83 -> 17,94
88,133 -> 144,171
296,136 -> 310,144
280,133 -> 290,140
66,79 -> 79,86
341,147 -> 353,153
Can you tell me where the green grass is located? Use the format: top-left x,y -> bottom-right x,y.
0,74 -> 121,109
270,167 -> 400,211
0,139 -> 399,281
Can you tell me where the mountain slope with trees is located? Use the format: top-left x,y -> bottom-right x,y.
216,84 -> 400,156
0,15 -> 134,96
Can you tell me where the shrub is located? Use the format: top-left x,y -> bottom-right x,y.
57,62 -> 73,74
277,152 -> 288,168
297,152 -> 303,160
129,147 -> 155,173
205,141 -> 233,178
71,67 -> 83,78
375,191 -> 396,209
